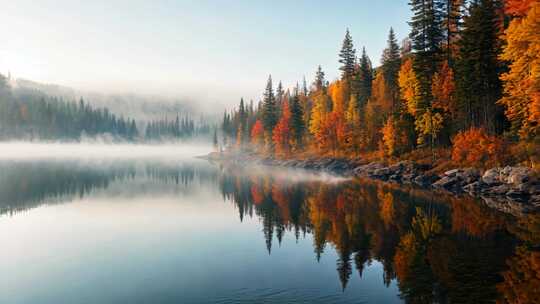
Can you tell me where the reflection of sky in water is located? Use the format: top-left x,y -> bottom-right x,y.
0,156 -> 401,304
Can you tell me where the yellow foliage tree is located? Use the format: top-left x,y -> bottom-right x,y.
398,58 -> 420,116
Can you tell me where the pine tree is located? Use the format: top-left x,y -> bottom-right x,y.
456,0 -> 504,133
262,75 -> 278,141
339,29 -> 356,81
357,47 -> 373,108
314,65 -> 326,91
443,0 -> 465,62
290,94 -> 305,149
381,28 -> 402,112
276,81 -> 284,110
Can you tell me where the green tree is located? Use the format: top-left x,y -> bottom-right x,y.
262,75 -> 278,144
339,29 -> 356,82
455,0 -> 504,133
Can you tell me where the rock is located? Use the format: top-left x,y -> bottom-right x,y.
482,168 -> 501,185
444,169 -> 461,177
433,175 -> 458,190
460,168 -> 480,184
507,167 -> 531,185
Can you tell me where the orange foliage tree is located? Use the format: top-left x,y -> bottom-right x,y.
499,1 -> 540,141
250,120 -> 265,149
272,101 -> 292,157
505,0 -> 537,17
451,128 -> 507,167
432,61 -> 456,117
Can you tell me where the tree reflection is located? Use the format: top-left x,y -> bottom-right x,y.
218,168 -> 538,303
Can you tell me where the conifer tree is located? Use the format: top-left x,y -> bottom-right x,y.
290,94 -> 305,149
314,65 -> 326,91
262,75 -> 278,142
381,28 -> 402,112
339,29 -> 356,82
456,0 -> 504,133
357,47 -> 373,108
443,0 -> 465,62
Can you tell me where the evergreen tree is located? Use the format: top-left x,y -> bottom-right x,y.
314,65 -> 326,91
262,75 -> 278,137
443,0 -> 465,63
455,0 -> 504,133
381,28 -> 402,112
276,81 -> 284,109
409,0 -> 445,106
290,95 -> 305,149
357,47 -> 373,108
339,29 -> 356,81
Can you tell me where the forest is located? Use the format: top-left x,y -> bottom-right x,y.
0,74 -> 211,142
222,0 -> 540,169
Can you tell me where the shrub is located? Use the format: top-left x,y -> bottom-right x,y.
451,128 -> 508,168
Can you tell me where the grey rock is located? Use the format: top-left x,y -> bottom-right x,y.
444,169 -> 461,176
482,168 -> 501,185
507,167 -> 531,185
433,175 -> 458,189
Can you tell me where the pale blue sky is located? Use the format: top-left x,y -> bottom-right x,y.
0,0 -> 411,106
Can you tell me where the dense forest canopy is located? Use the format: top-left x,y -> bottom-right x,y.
222,0 -> 540,168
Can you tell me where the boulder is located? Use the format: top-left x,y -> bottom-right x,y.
444,169 -> 461,177
507,167 -> 531,185
482,168 -> 501,185
433,175 -> 458,190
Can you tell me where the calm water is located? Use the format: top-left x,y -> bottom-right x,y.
0,151 -> 538,303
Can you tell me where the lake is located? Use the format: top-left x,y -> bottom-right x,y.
0,145 -> 538,303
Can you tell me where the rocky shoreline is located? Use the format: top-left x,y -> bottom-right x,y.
203,152 -> 540,215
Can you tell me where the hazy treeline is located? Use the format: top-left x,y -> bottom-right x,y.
0,74 -> 212,142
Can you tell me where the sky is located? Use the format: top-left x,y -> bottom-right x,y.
0,0 -> 412,106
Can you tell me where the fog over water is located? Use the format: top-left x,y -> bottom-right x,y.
0,142 -> 213,160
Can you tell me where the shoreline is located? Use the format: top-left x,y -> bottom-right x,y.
202,151 -> 540,215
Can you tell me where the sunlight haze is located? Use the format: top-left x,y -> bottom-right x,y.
1,0 -> 410,105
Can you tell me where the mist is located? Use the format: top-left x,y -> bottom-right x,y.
0,142 -> 213,160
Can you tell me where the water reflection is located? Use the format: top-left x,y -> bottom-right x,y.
219,164 -> 540,303
0,159 -> 539,303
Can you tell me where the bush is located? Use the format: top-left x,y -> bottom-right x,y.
451,128 -> 508,168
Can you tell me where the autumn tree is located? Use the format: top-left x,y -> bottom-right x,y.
499,1 -> 540,141
250,120 -> 265,149
309,91 -> 331,151
273,101 -> 292,157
